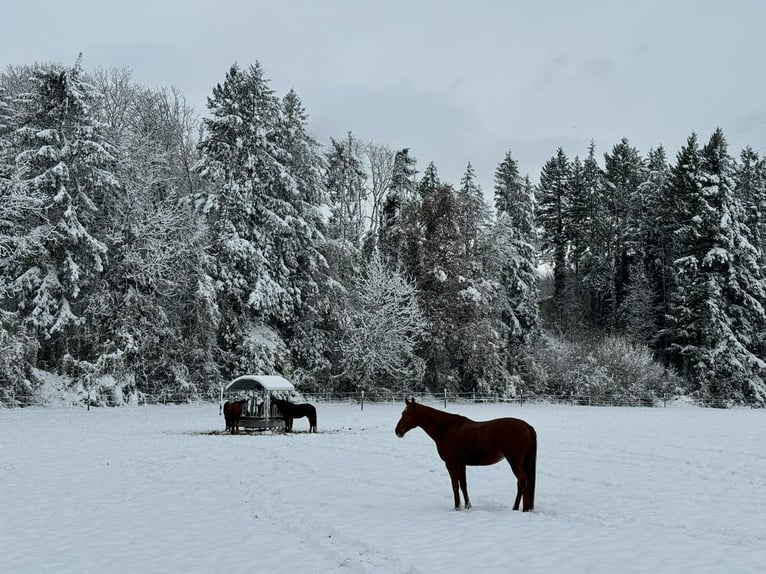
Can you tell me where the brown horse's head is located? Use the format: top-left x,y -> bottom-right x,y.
395,397 -> 419,437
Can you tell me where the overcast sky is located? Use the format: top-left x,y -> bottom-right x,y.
3,0 -> 766,195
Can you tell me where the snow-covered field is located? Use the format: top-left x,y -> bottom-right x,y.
1,401 -> 764,574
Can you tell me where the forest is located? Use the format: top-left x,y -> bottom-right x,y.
1,57 -> 765,407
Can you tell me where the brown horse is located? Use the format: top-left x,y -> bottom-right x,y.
272,397 -> 317,433
394,397 -> 536,511
223,399 -> 248,434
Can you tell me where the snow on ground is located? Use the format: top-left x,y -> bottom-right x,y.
1,401 -> 765,573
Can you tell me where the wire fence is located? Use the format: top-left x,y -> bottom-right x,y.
301,391 -> 761,410
3,389 -> 762,410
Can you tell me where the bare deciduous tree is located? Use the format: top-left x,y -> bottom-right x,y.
364,142 -> 395,238
337,253 -> 426,391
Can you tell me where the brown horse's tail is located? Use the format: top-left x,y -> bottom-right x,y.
525,424 -> 537,511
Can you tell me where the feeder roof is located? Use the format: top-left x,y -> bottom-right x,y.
224,375 -> 295,393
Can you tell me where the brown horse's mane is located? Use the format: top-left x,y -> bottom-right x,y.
411,401 -> 471,432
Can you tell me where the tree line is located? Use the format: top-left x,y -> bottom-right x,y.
1,57 -> 763,407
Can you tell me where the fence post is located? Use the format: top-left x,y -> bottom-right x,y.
361,390 -> 364,411
444,388 -> 447,408
519,390 -> 523,407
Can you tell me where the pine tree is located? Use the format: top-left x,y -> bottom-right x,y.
663,133 -> 702,367
491,151 -> 539,348
0,87 -> 41,402
458,162 -> 487,259
603,138 -> 646,328
734,146 -> 766,267
416,179 -> 502,394
418,161 -> 440,199
325,132 -> 367,246
4,60 -> 119,365
567,143 -> 613,326
378,148 -> 417,268
196,62 -> 311,377
639,146 -> 673,350
493,150 -> 523,216
390,148 -> 418,201
276,88 -> 334,382
0,85 -> 21,250
537,148 -> 571,308
700,130 -> 766,401
417,183 -> 465,392
0,87 -> 13,180
669,129 -> 766,402
276,88 -> 328,310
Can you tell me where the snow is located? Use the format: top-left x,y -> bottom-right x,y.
2,401 -> 764,573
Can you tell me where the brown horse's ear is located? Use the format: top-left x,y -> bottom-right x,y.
410,396 -> 416,404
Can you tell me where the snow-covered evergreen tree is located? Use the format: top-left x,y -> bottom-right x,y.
276,88 -> 328,312
196,62 -> 326,378
418,161 -> 440,199
0,87 -> 42,402
663,133 -> 703,364
79,68 -> 220,395
378,148 -> 417,269
603,138 -> 646,329
568,143 -> 613,327
416,180 -> 504,394
325,132 -> 367,246
735,146 -> 766,267
276,88 -> 335,385
637,146 -> 672,350
4,60 -> 119,366
0,85 -> 23,257
458,162 -> 487,259
491,150 -> 539,348
669,129 -> 766,403
493,150 -> 522,216
0,87 -> 13,179
537,148 -> 571,308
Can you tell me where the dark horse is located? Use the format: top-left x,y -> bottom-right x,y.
223,399 -> 248,434
272,397 -> 317,433
394,398 -> 536,511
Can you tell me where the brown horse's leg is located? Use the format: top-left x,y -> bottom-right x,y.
459,466 -> 471,510
513,485 -> 523,510
508,457 -> 530,511
446,464 -> 462,510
